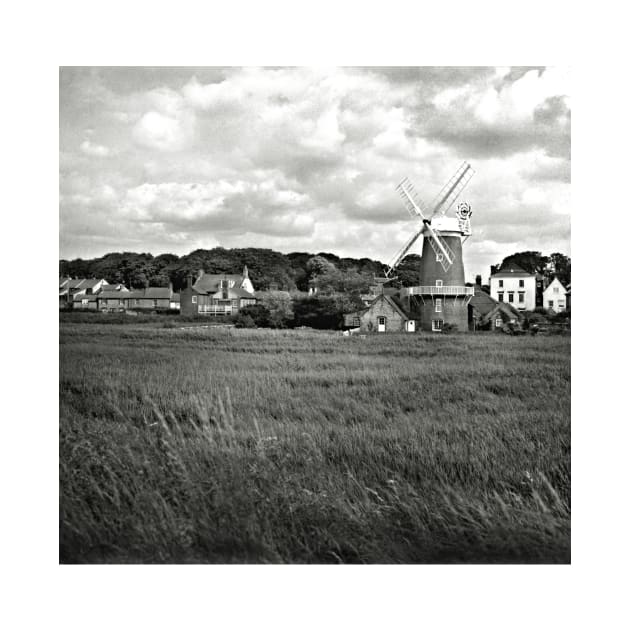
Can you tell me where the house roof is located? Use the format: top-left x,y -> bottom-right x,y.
469,288 -> 522,321
193,274 -> 244,294
68,278 -> 105,289
97,290 -> 127,299
124,287 -> 173,299
347,293 -> 410,321
492,262 -> 534,278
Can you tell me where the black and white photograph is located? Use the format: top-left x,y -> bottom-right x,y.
59,65 -> 571,564
8,1 -> 630,627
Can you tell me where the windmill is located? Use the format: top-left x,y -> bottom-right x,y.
385,162 -> 476,332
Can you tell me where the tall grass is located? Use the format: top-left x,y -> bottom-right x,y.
60,325 -> 570,563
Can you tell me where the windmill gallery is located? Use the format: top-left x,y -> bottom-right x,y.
344,162 -> 483,333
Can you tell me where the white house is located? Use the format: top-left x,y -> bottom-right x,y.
543,277 -> 568,312
489,262 -> 536,312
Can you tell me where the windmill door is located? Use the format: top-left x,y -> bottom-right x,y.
377,316 -> 386,332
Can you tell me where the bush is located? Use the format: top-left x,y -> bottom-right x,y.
240,304 -> 271,327
442,323 -> 458,333
233,313 -> 256,328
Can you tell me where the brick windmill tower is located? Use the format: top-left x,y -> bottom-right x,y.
384,162 -> 476,332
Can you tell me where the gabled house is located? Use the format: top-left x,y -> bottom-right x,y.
343,293 -> 420,333
180,266 -> 257,317
468,288 -> 523,331
122,287 -> 180,312
543,276 -> 568,312
489,262 -> 537,311
61,277 -> 111,308
92,286 -> 179,312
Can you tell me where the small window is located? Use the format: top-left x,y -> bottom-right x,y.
519,279 -> 524,288
499,280 -> 503,288
153,299 -> 158,307
548,300 -> 554,308
435,298 -> 442,313
495,318 -> 502,328
498,292 -> 504,302
432,319 -> 443,332
378,316 -> 386,325
518,292 -> 525,303
553,287 -> 559,293
192,295 -> 197,304
436,280 -> 443,287
436,253 -> 444,262
81,299 -> 88,305
508,293 -> 514,303
352,317 -> 360,327
558,301 -> 565,309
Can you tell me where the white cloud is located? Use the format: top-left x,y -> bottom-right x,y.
80,139 -> 111,157
60,66 -> 571,275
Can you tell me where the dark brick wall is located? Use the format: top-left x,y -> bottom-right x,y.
418,296 -> 468,332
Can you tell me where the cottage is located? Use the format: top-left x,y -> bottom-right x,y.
489,262 -> 537,311
60,277 -> 110,307
180,266 -> 257,317
343,293 -> 419,333
468,288 -> 523,331
542,276 -> 568,312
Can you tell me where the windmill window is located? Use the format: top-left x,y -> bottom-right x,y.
435,299 -> 442,313
519,279 -> 525,288
508,293 -> 514,303
436,253 -> 444,262
435,280 -> 443,287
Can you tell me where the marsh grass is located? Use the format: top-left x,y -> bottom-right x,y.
60,324 -> 570,563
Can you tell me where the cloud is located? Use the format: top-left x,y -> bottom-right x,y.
59,66 -> 571,279
80,139 -> 111,157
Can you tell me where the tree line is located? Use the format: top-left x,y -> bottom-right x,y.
60,247 -> 571,295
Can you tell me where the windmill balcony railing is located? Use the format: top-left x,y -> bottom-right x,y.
402,285 -> 475,297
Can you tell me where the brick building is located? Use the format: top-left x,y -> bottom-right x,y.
180,266 -> 256,317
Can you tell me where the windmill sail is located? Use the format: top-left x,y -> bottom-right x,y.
385,226 -> 425,277
396,177 -> 430,219
425,228 -> 455,272
429,161 -> 474,218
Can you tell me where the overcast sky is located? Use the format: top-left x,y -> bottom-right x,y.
60,66 -> 570,280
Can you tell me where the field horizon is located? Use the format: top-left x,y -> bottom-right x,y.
60,321 -> 570,563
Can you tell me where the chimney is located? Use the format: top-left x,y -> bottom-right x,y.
475,274 -> 482,286
187,273 -> 193,289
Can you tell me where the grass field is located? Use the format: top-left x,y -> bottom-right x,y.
59,320 -> 570,563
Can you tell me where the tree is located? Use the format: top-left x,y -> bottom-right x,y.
499,251 -> 549,276
239,304 -> 271,327
395,254 -> 423,287
548,252 -> 571,286
258,291 -> 294,328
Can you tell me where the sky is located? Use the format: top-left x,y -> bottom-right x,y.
59,66 -> 570,281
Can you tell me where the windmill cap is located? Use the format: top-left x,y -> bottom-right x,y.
430,216 -> 464,233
